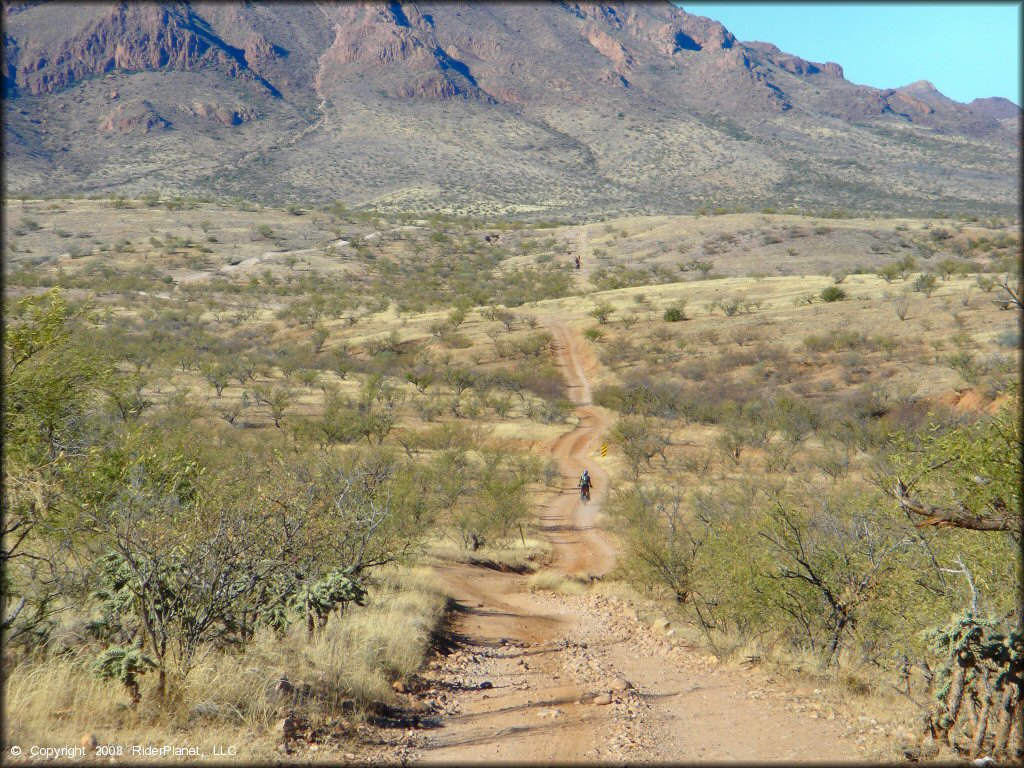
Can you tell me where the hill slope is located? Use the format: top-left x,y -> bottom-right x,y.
2,1 -> 1019,216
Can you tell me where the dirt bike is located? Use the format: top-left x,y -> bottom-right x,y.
580,483 -> 591,502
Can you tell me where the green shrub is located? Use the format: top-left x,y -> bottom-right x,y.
912,273 -> 938,296
663,301 -> 687,322
820,285 -> 847,302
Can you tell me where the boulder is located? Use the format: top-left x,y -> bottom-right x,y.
275,712 -> 297,742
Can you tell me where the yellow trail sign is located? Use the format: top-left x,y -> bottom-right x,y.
601,443 -> 607,458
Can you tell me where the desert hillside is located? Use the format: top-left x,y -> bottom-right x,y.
3,1 -> 1020,215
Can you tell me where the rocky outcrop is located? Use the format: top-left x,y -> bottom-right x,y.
745,42 -> 844,79
242,32 -> 281,70
669,9 -> 735,50
98,99 -> 170,134
177,101 -> 257,126
775,55 -> 843,78
586,28 -> 633,71
820,62 -> 843,78
314,5 -> 490,102
7,2 -> 275,96
883,89 -> 935,115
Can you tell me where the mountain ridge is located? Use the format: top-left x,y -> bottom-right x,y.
2,1 -> 1019,216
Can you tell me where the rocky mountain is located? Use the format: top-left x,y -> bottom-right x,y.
2,1 -> 1019,216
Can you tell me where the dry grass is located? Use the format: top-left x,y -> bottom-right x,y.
4,567 -> 446,761
427,535 -> 550,573
526,570 -> 589,594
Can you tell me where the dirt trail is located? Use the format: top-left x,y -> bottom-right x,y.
405,318 -> 881,763
573,225 -> 596,288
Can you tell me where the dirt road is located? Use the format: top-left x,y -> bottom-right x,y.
405,319 -> 880,763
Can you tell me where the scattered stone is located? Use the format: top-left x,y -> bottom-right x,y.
610,678 -> 633,692
392,680 -> 407,694
275,712 -> 297,742
273,675 -> 294,699
80,733 -> 98,751
593,692 -> 613,705
480,681 -> 493,689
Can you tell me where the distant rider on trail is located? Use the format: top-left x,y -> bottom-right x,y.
579,469 -> 593,501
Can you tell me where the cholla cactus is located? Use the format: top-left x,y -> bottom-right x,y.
922,614 -> 1022,759
91,646 -> 156,706
294,568 -> 367,637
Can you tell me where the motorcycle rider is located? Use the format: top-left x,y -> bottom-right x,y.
579,469 -> 593,500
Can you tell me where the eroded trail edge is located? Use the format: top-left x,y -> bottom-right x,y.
402,318 -> 875,764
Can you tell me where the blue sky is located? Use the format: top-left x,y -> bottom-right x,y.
675,3 -> 1022,105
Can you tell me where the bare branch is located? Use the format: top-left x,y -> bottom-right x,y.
893,480 -> 1017,532
997,273 -> 1023,311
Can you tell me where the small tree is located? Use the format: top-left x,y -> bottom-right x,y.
913,273 -> 939,297
611,417 -> 669,479
251,385 -> 293,427
589,301 -> 615,325
311,326 -> 329,354
200,361 -> 231,396
894,292 -> 911,321
609,483 -> 702,605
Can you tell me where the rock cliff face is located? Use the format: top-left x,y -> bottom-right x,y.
2,1 -> 1019,215
6,2 -> 279,97
312,3 -> 494,102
